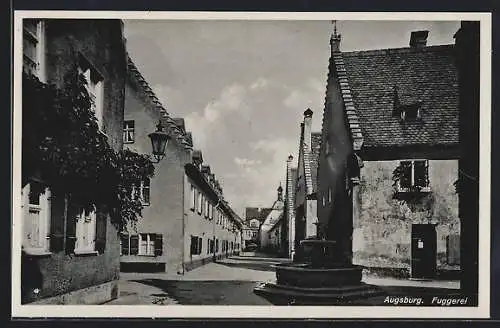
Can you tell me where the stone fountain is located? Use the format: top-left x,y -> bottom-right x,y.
253,235 -> 384,305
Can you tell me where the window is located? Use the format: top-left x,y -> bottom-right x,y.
23,19 -> 45,80
190,185 -> 196,211
139,233 -> 155,256
204,199 -> 209,218
399,104 -> 422,121
328,188 -> 332,203
22,182 -> 51,253
121,233 -> 162,256
209,204 -> 213,220
75,207 -> 97,253
190,236 -> 203,255
123,120 -> 135,144
197,192 -> 202,215
78,55 -> 104,132
132,179 -> 150,205
141,179 -> 150,205
397,160 -> 430,191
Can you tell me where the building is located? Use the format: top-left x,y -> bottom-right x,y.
284,156 -> 298,258
317,25 -> 460,279
243,206 -> 272,248
21,19 -> 127,304
120,57 -> 242,273
120,56 -> 194,273
185,157 -> 243,268
259,185 -> 285,253
293,109 -> 321,255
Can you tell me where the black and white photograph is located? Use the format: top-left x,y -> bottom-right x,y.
11,11 -> 491,318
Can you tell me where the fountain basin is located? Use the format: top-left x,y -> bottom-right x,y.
273,263 -> 363,288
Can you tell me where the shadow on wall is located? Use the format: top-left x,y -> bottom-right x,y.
21,250 -> 44,304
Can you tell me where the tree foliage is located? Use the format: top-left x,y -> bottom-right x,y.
22,68 -> 154,232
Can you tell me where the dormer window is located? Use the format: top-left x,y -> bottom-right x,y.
399,103 -> 422,121
393,86 -> 423,122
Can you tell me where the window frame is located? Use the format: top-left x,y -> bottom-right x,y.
190,185 -> 196,211
397,159 -> 431,192
74,206 -> 97,254
138,233 -> 156,256
123,120 -> 135,144
22,182 -> 51,254
23,19 -> 46,81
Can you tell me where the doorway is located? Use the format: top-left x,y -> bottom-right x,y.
411,224 -> 437,279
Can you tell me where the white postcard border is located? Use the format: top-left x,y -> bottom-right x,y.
11,10 -> 492,319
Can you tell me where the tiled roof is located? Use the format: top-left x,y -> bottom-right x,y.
337,45 -> 459,149
310,132 -> 322,193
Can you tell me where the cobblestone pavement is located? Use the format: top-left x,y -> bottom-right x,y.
107,253 -> 460,305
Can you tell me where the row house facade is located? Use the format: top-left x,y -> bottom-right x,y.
21,19 -> 127,304
317,27 -> 460,279
120,57 -> 242,274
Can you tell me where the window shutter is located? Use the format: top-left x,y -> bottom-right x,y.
190,236 -> 196,255
399,161 -> 412,189
65,199 -> 78,254
154,233 -> 163,256
49,191 -> 66,252
130,235 -> 139,255
121,234 -> 130,255
95,211 -> 107,254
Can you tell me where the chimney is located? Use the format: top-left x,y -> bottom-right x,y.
409,30 -> 429,48
277,183 -> 283,201
303,108 -> 313,151
201,165 -> 211,179
192,149 -> 203,168
330,20 -> 342,53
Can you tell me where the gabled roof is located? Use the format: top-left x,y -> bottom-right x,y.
333,44 -> 459,150
260,199 -> 285,232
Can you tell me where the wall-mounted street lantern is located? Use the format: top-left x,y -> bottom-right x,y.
148,120 -> 170,163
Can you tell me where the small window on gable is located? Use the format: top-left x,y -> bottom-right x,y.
123,120 -> 135,144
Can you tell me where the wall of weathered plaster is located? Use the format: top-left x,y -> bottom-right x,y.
353,159 -> 460,268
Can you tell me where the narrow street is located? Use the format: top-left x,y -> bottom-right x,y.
107,252 -> 460,305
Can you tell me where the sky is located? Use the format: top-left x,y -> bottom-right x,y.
123,19 -> 460,218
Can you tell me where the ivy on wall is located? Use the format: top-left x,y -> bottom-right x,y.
22,68 -> 154,232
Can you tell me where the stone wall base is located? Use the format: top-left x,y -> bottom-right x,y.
29,280 -> 119,305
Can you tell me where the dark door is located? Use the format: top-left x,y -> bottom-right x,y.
411,224 -> 437,279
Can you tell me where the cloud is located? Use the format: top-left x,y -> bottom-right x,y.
250,77 -> 269,90
234,157 -> 261,166
223,137 -> 297,214
185,83 -> 247,149
283,77 -> 324,110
